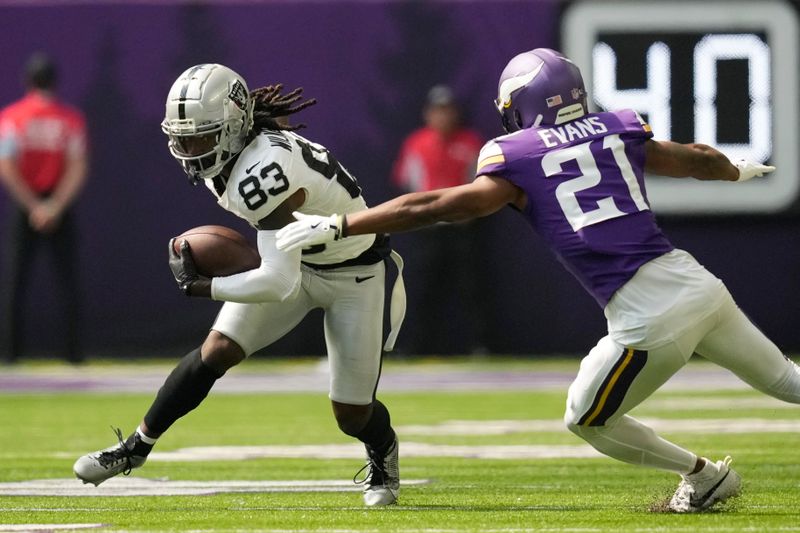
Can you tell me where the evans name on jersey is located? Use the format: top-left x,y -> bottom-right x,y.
537,116 -> 609,148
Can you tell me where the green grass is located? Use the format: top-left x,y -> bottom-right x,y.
1,358 -> 800,531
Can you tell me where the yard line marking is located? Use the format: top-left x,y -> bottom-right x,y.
48,417 -> 798,467
0,526 -> 105,532
53,415 -> 798,466
3,509 -> 112,512
0,478 -> 430,497
396,418 -> 800,436
140,442 -> 602,462
644,396 -> 792,410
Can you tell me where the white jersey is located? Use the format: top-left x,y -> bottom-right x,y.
205,130 -> 376,265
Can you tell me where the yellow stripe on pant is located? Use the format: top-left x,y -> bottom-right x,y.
578,347 -> 647,427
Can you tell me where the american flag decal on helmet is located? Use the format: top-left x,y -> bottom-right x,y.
546,95 -> 562,108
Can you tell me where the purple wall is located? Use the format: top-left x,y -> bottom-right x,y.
1,1 -> 799,359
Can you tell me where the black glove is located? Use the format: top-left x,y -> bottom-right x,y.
168,238 -> 199,295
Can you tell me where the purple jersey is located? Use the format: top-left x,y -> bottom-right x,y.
476,109 -> 674,307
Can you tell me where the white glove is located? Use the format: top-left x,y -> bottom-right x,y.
276,212 -> 344,252
734,159 -> 775,182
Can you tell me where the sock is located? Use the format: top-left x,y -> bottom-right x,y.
136,427 -> 157,445
353,400 -> 396,455
689,458 -> 719,480
124,428 -> 155,457
143,348 -> 224,435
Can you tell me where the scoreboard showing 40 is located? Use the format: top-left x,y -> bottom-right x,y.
562,0 -> 799,214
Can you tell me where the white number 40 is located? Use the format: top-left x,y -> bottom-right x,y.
593,34 -> 771,163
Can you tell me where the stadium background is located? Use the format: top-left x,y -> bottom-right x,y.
0,0 -> 798,358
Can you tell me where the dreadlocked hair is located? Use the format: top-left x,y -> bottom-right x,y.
250,84 -> 317,132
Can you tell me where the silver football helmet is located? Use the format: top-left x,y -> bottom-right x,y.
161,64 -> 254,184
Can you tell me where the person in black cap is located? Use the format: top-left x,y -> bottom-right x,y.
390,85 -> 487,355
0,52 -> 89,364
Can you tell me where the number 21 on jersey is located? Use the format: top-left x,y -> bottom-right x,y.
543,134 -> 650,232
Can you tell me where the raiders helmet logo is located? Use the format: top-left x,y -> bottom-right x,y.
228,80 -> 247,110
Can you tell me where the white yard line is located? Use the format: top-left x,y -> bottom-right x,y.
0,478 -> 429,497
0,526 -> 105,532
397,417 -> 800,436
145,442 -> 602,462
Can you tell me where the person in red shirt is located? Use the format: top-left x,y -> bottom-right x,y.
393,85 -> 484,192
0,53 -> 88,364
390,85 -> 487,354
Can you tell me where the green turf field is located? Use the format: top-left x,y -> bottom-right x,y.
1,357 -> 800,532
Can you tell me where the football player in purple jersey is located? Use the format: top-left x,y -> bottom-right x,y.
276,48 -> 800,512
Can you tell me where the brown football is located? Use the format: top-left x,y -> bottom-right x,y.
172,225 -> 261,277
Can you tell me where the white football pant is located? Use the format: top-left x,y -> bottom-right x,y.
565,250 -> 800,474
212,260 -> 387,405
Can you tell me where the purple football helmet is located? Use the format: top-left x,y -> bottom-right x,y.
495,48 -> 588,132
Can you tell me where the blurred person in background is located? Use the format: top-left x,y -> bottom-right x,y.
391,85 -> 486,354
0,52 -> 88,365
276,48 -> 800,513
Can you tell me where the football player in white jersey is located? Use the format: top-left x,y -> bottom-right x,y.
73,65 -> 404,507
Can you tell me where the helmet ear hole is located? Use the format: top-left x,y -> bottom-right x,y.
513,110 -> 524,130
501,114 -> 512,133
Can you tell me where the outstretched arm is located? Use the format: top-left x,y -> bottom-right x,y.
350,175 -> 523,234
644,139 -> 773,181
276,175 -> 525,251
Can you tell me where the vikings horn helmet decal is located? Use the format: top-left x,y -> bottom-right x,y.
495,48 -> 588,132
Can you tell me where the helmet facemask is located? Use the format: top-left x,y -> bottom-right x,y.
162,64 -> 253,185
163,117 -> 241,185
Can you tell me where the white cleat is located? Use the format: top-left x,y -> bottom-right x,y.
73,428 -> 147,486
363,484 -> 399,507
356,438 -> 399,507
669,456 -> 741,512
